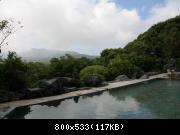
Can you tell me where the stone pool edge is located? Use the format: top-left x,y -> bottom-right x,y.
0,73 -> 168,119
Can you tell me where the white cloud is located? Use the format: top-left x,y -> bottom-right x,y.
145,0 -> 180,28
0,0 -> 180,55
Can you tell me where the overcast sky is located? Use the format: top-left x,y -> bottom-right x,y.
0,0 -> 180,55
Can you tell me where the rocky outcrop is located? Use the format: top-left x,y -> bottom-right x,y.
26,88 -> 48,98
25,77 -> 81,99
39,77 -> 80,88
0,90 -> 27,103
83,75 -> 104,87
115,75 -> 129,81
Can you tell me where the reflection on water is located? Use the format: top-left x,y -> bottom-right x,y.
5,106 -> 31,119
4,79 -> 180,119
73,96 -> 80,103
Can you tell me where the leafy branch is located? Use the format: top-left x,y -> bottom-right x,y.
0,19 -> 23,53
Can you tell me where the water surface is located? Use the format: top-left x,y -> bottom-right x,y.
4,79 -> 180,119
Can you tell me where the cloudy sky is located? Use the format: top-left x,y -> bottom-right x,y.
0,0 -> 180,55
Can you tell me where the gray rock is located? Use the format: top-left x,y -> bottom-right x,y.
38,79 -> 49,88
27,88 -> 47,98
84,75 -> 103,87
25,77 -> 81,99
39,77 -> 80,88
140,74 -> 149,79
115,75 -> 129,81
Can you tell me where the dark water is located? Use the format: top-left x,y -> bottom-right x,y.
4,79 -> 180,119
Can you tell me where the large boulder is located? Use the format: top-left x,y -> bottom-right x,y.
83,75 -> 104,87
38,79 -> 49,88
25,77 -> 81,99
115,75 -> 129,81
61,77 -> 81,87
39,77 -> 80,88
26,88 -> 48,98
0,90 -> 26,103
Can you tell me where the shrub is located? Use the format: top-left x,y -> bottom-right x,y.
80,65 -> 108,86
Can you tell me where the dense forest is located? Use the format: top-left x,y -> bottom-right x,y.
0,15 -> 180,101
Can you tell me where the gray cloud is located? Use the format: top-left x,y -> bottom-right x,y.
0,0 -> 180,55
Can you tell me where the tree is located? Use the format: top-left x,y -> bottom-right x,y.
0,19 -> 23,53
100,48 -> 124,65
50,54 -> 92,78
108,56 -> 134,79
3,52 -> 28,91
27,62 -> 50,87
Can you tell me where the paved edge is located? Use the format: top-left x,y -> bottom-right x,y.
0,73 -> 168,118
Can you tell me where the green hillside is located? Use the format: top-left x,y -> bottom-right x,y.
100,15 -> 180,77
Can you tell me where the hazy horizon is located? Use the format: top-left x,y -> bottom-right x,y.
0,0 -> 180,55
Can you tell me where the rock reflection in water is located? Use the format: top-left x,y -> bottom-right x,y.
4,106 -> 31,119
73,96 -> 80,103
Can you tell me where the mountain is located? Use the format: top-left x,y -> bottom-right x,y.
17,48 -> 97,62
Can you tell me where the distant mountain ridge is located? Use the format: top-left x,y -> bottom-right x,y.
9,48 -> 97,62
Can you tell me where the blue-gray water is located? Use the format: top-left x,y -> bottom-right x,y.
4,79 -> 180,119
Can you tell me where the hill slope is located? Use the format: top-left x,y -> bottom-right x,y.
100,15 -> 180,73
17,49 -> 97,62
125,15 -> 180,59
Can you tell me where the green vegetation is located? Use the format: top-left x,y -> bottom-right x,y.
0,52 -> 28,92
124,15 -> 180,71
1,15 -> 180,97
80,65 -> 108,86
50,55 -> 92,78
27,62 -> 50,87
108,56 -> 133,79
